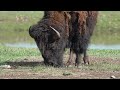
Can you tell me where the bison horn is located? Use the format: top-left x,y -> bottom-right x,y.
49,26 -> 61,38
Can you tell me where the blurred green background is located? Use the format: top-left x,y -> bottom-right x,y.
0,11 -> 120,49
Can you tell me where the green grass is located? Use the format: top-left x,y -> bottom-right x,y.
0,44 -> 120,65
0,11 -> 44,43
0,45 -> 120,79
0,11 -> 44,31
88,49 -> 120,58
0,11 -> 120,44
91,11 -> 120,44
0,45 -> 40,64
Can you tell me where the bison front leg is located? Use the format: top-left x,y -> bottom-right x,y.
83,50 -> 89,65
75,53 -> 82,67
66,49 -> 74,67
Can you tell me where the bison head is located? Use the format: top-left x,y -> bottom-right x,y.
29,23 -> 67,67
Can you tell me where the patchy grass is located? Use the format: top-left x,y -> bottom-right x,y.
0,45 -> 120,63
0,45 -> 120,71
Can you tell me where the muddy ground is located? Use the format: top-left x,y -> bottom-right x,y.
0,55 -> 120,79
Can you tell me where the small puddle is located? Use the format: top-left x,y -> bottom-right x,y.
89,44 -> 120,50
3,43 -> 120,50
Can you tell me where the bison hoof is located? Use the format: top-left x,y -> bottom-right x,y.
75,63 -> 79,68
83,56 -> 89,65
66,61 -> 73,67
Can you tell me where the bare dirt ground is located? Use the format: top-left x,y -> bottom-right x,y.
0,55 -> 120,79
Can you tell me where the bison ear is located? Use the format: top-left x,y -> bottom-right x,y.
48,26 -> 61,43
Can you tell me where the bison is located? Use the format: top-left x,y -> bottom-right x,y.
66,11 -> 98,67
29,11 -> 70,67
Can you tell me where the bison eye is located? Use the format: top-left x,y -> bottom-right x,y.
46,32 -> 59,44
48,35 -> 56,43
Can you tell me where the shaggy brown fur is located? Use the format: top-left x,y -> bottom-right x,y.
29,11 -> 71,67
67,11 -> 98,67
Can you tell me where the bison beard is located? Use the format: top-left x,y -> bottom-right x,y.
29,11 -> 70,67
67,11 -> 98,67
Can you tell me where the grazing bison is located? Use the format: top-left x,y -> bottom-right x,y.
29,11 -> 70,67
66,11 -> 98,67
